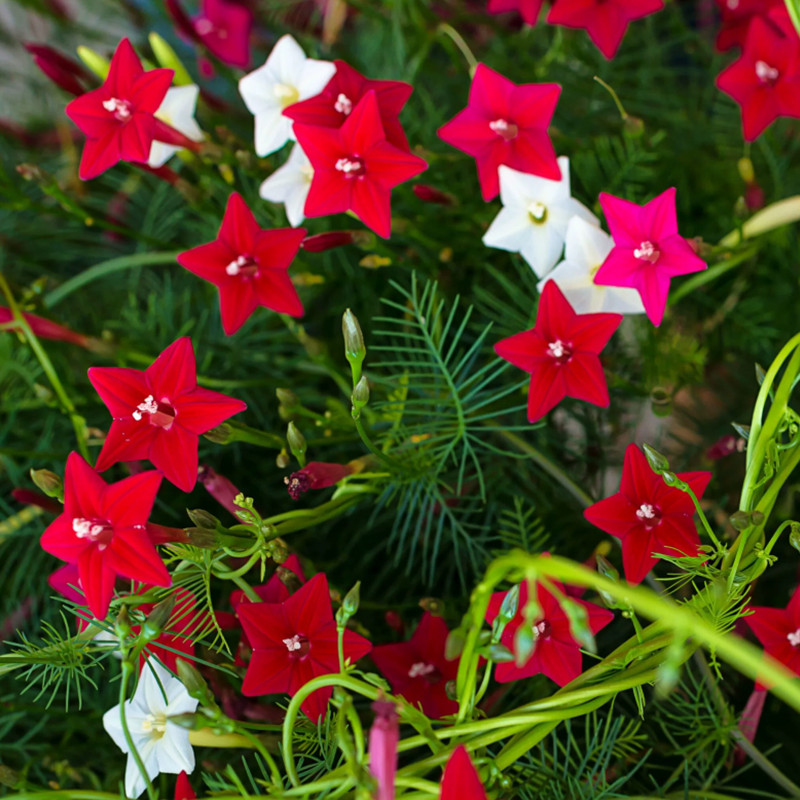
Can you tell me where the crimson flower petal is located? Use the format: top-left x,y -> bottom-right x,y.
146,337 -> 197,398
175,387 -> 247,434
440,746 -> 488,800
149,424 -> 199,492
94,418 -> 157,473
108,526 -> 171,587
78,546 -> 118,619
88,366 -> 150,418
101,470 -> 162,527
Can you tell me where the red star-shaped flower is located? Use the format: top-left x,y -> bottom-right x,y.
584,443 -> 712,585
486,575 -> 614,686
40,452 -> 169,619
744,584 -> 800,688
88,337 -> 246,492
65,38 -> 186,180
546,0 -> 664,59
715,0 -> 781,52
494,280 -> 622,423
237,573 -> 372,722
193,0 -> 252,68
487,0 -> 546,26
283,60 -> 413,150
440,746 -> 488,800
716,14 -> 800,141
437,63 -> 561,201
593,187 -> 707,326
294,91 -> 427,239
177,192 -> 307,334
370,612 -> 459,720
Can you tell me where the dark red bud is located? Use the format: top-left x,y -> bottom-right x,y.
165,0 -> 201,42
24,43 -> 90,96
745,183 -> 765,212
284,461 -> 354,499
301,231 -> 355,253
0,307 -> 91,349
384,610 -> 405,635
413,184 -> 453,206
11,488 -> 61,514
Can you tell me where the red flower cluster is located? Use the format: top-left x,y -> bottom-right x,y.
744,584 -> 800,688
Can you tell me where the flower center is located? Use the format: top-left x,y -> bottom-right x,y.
334,93 -> 353,115
534,619 -> 551,639
335,156 -> 365,178
527,201 -> 548,224
285,471 -> 312,500
102,97 -> 133,122
225,254 -> 259,277
274,82 -> 300,108
141,712 -> 168,738
132,394 -> 176,429
546,339 -> 573,364
72,517 -> 113,549
633,240 -> 660,263
489,118 -> 518,141
194,17 -> 214,35
635,502 -> 662,529
755,60 -> 780,84
408,661 -> 442,683
282,633 -> 311,659
726,0 -> 739,8
788,628 -> 800,647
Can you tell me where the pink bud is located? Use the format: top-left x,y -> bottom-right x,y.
0,307 -> 91,348
745,183 -> 765,212
734,687 -> 767,765
368,699 -> 399,800
301,231 -> 356,253
198,465 -> 243,516
284,462 -> 354,500
413,184 -> 453,205
24,43 -> 90,96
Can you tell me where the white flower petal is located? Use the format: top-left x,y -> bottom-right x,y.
519,224 -> 564,277
124,738 -> 160,799
157,724 -> 196,774
148,84 -> 203,168
285,184 -> 310,227
254,111 -> 293,157
296,58 -> 337,99
483,207 -> 531,252
270,35 -> 308,84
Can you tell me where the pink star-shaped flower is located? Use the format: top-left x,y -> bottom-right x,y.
487,0 -> 546,26
283,59 -> 413,150
745,584 -> 800,688
193,0 -> 252,68
494,280 -> 622,423
437,63 -> 561,201
440,746 -> 488,800
88,337 -> 246,492
40,452 -> 169,619
584,443 -> 712,585
370,612 -> 459,720
177,192 -> 307,334
237,572 -> 372,722
65,38 -> 187,180
593,187 -> 706,326
546,0 -> 664,59
486,575 -> 614,686
716,15 -> 800,141
715,0 -> 781,52
294,91 -> 427,238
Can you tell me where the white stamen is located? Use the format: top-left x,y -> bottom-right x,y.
535,621 -> 548,636
226,255 -> 252,276
547,339 -> 568,359
334,93 -> 353,115
489,118 -> 511,135
788,629 -> 800,647
102,97 -> 132,121
633,241 -> 659,263
72,518 -> 105,539
335,157 -> 363,175
528,200 -> 547,223
755,60 -> 779,83
132,394 -> 158,421
408,662 -> 437,678
141,712 -> 168,736
283,634 -> 303,652
635,503 -> 657,521
273,82 -> 300,107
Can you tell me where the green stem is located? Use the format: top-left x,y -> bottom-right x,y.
668,246 -> 758,305
229,574 -> 261,603
437,23 -> 478,73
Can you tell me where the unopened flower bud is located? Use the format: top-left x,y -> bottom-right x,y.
276,449 -> 291,469
301,231 -> 355,252
148,32 -> 193,86
488,643 -> 515,662
352,376 -> 370,413
745,183 -> 765,212
176,659 -> 218,708
142,594 -> 176,642
183,528 -> 217,548
497,585 -> 520,625
276,387 -> 300,408
287,422 -> 307,465
30,468 -> 63,501
76,45 -> 110,80
186,508 -> 221,530
114,605 -> 131,639
562,598 -> 596,653
24,43 -> 90,96
737,157 -> 755,185
445,628 -> 466,660
203,423 -> 233,444
730,510 -> 752,531
514,621 -> 536,667
445,679 -> 458,701
419,597 -> 443,616
642,443 -> 669,474
623,114 -> 645,137
342,309 -> 366,381
789,523 -> 800,554
412,183 -> 454,205
342,581 -> 361,617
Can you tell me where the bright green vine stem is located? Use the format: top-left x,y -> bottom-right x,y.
0,271 -> 90,460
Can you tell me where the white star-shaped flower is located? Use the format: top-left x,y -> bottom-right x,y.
103,658 -> 198,799
238,34 -> 336,157
538,216 -> 646,315
259,142 -> 313,227
482,158 -> 598,278
148,85 -> 204,169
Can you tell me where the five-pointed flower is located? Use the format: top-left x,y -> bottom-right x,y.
584,443 -> 712,585
546,0 -> 665,60
440,746 -> 488,800
487,0 -> 546,26
88,337 -> 246,491
593,187 -> 707,326
716,15 -> 800,141
494,280 -> 622,422
715,0 -> 781,52
486,576 -> 614,686
483,158 -> 597,277
283,59 -> 414,150
103,658 -> 198,799
193,0 -> 252,69
40,452 -> 169,619
538,216 -> 646,315
744,584 -> 800,686
259,143 -> 314,227
149,84 -> 204,168
177,192 -> 308,334
437,63 -> 561,201
294,91 -> 428,238
370,612 -> 459,720
237,572 -> 372,722
238,34 -> 336,157
65,38 -> 184,180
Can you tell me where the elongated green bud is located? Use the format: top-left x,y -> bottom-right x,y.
343,309 -> 366,384
514,621 -> 536,667
562,598 -> 596,654
642,443 -> 669,474
148,33 -> 193,86
76,46 -> 110,79
30,468 -> 63,501
287,422 -> 307,466
176,659 -> 218,709
142,594 -> 176,642
352,376 -> 370,416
